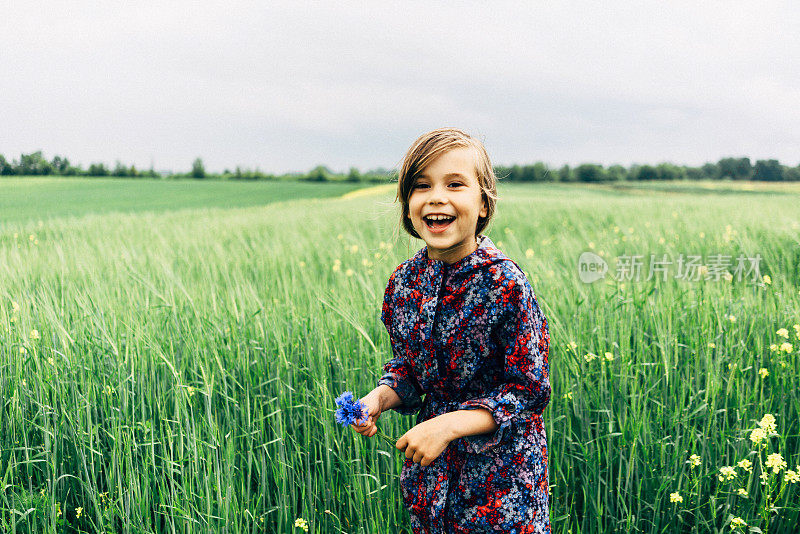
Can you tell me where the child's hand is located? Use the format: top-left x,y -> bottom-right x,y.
352,391 -> 383,438
395,418 -> 453,467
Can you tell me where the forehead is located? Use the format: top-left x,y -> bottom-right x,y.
418,146 -> 479,180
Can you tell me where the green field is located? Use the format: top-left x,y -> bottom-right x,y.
1,179 -> 798,533
0,177 -> 365,224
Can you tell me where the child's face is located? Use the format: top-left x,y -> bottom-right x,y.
406,147 -> 488,264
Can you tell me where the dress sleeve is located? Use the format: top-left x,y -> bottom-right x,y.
377,268 -> 424,415
457,274 -> 551,453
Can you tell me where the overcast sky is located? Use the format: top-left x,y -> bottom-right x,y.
2,2 -> 799,174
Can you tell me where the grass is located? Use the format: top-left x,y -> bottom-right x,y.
0,179 -> 798,532
0,177 -> 366,224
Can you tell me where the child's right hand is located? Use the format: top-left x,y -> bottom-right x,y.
352,391 -> 383,438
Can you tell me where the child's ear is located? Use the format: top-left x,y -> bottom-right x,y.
479,199 -> 488,218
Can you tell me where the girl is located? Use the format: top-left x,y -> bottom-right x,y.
354,128 -> 551,533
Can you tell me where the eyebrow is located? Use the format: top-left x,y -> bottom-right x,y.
417,172 -> 468,179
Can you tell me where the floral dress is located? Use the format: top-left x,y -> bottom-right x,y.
378,234 -> 551,534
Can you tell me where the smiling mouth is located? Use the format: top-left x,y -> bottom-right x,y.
423,215 -> 456,232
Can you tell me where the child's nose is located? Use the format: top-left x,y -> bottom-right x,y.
427,184 -> 450,203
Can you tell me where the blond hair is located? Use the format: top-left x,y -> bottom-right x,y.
395,128 -> 498,240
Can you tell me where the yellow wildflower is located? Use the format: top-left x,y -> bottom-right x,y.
604,352 -> 614,362
11,301 -> 20,313
56,502 -> 62,517
374,252 -> 381,259
30,329 -> 40,341
762,275 -> 772,285
349,245 -> 358,254
47,357 -> 54,366
337,233 -> 343,240
76,507 -> 83,518
776,328 -> 789,339
707,342 -> 716,348
19,347 -> 26,355
299,261 -> 306,268
669,492 -> 683,503
361,258 -> 372,267
718,466 -> 737,482
186,386 -> 196,397
737,459 -> 752,472
294,517 -> 309,532
758,414 -> 776,434
504,227 -> 513,235
332,259 -> 341,272
765,452 -> 786,473
769,343 -> 778,352
563,391 -> 573,400
568,341 -> 577,351
779,342 -> 793,353
723,272 -> 733,282
758,368 -> 768,379
726,315 -> 736,323
736,488 -> 748,497
345,268 -> 354,277
731,517 -> 746,530
785,470 -> 800,483
750,427 -> 767,445
584,352 -> 597,363
688,454 -> 701,468
525,248 -> 534,258
760,472 -> 769,485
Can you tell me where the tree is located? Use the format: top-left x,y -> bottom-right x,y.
634,165 -> 658,181
558,164 -> 573,182
701,163 -> 719,180
606,164 -> 627,181
718,157 -> 751,180
752,160 -> 783,181
303,165 -> 330,182
575,163 -> 607,182
784,166 -> 800,181
346,167 -> 361,182
88,163 -> 109,176
19,151 -> 52,175
191,158 -> 206,179
113,161 -> 129,177
51,155 -> 70,174
656,163 -> 685,180
0,154 -> 12,175
684,167 -> 704,180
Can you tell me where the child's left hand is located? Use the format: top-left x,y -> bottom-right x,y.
396,417 -> 453,467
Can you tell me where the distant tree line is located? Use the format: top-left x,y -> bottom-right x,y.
494,157 -> 800,182
1,152 -> 799,182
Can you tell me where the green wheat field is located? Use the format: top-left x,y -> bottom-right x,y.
1,178 -> 799,533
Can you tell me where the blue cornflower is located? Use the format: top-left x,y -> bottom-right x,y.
334,391 -> 369,427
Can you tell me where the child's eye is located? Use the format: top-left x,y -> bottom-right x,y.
449,182 -> 464,187
413,183 -> 429,189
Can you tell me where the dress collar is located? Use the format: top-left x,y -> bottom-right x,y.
411,234 -> 509,276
